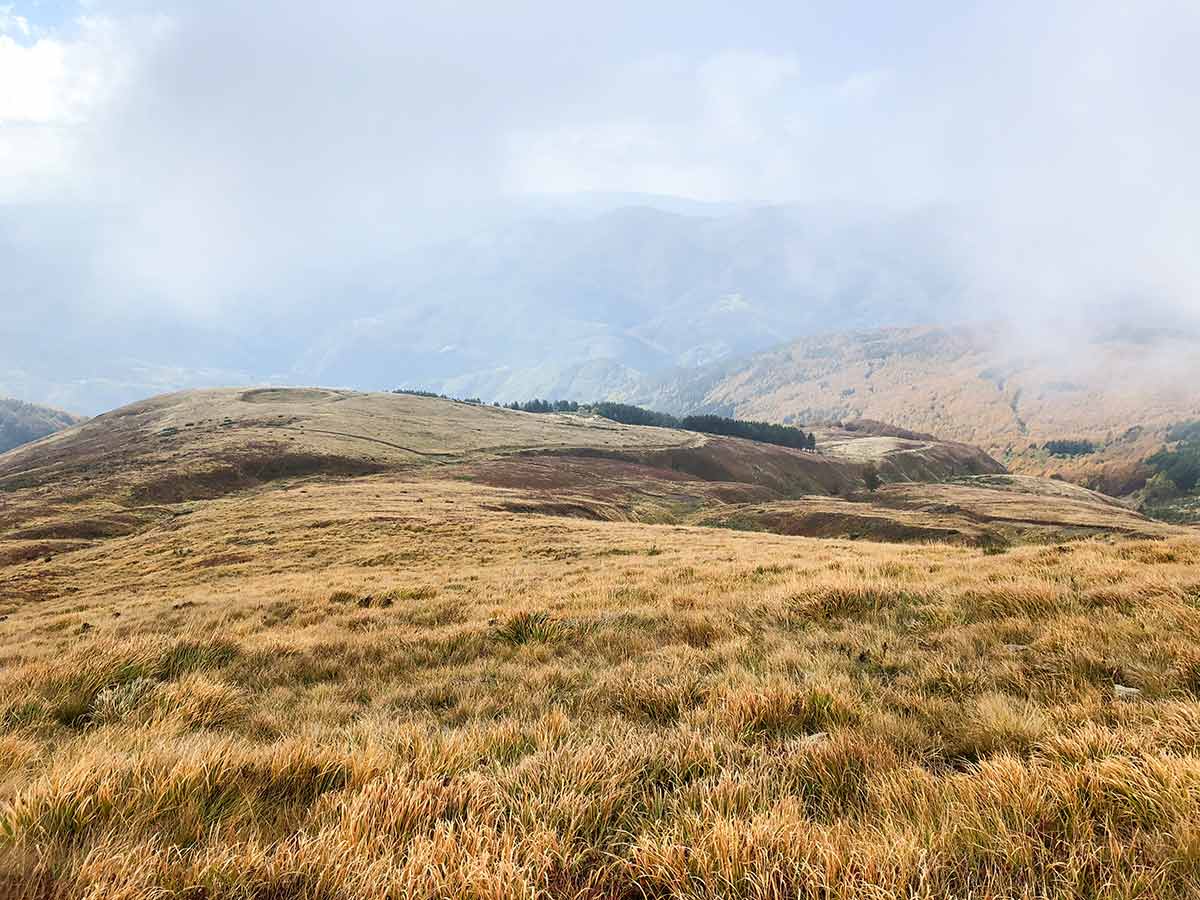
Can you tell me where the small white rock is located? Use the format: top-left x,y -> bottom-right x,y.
1113,684 -> 1142,701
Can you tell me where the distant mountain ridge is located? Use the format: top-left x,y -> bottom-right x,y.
306,206 -> 966,403
0,398 -> 82,455
618,324 -> 1200,484
4,203 -> 967,414
8,201 -> 1194,429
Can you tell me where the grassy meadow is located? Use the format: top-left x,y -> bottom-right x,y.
3,472 -> 1200,898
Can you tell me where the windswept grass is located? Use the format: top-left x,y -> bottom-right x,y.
1,474 -> 1200,898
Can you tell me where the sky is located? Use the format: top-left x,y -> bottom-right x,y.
2,1 -> 1199,409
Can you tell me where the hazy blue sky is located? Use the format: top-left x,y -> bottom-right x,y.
2,0 -> 1198,399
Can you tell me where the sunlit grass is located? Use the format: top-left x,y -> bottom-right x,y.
2,474 -> 1200,897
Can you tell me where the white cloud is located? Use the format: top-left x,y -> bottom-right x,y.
504,2 -> 1200,328
0,7 -> 32,38
503,49 -> 921,211
0,33 -> 74,123
0,12 -> 149,200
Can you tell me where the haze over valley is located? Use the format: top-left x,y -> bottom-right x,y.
4,2 -> 1199,418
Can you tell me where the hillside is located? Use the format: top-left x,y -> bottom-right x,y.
1,387 -> 1198,897
625,324 -> 1200,492
0,388 -> 1169,566
0,398 -> 81,455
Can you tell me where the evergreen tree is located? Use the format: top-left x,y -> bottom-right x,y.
862,463 -> 881,492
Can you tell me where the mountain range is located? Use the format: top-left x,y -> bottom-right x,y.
3,203 -> 966,415
5,201 -> 1197,490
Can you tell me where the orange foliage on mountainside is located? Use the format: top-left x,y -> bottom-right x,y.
632,324 -> 1200,491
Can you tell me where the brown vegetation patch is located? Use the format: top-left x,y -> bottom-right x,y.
11,512 -> 149,542
239,388 -> 344,404
697,504 -> 972,544
0,540 -> 95,567
490,500 -> 609,521
128,451 -> 387,504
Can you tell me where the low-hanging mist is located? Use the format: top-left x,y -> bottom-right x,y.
1,1 -> 1197,414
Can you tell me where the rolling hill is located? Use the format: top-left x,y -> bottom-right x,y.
0,388 -> 1168,568
0,397 -> 81,455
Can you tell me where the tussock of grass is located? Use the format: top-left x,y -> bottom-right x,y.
157,674 -> 250,730
90,677 -> 157,726
383,585 -> 439,604
0,634 -> 240,731
707,676 -> 858,737
395,595 -> 467,628
493,611 -> 567,645
782,578 -> 930,623
602,660 -> 708,723
949,692 -> 1052,759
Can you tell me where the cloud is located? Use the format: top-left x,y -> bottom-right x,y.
511,2 -> 1200,328
1,0 -> 1199,411
0,12 -> 129,196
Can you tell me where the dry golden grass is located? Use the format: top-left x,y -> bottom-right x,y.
3,463 -> 1200,898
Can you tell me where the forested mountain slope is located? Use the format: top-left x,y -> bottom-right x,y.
0,398 -> 81,454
